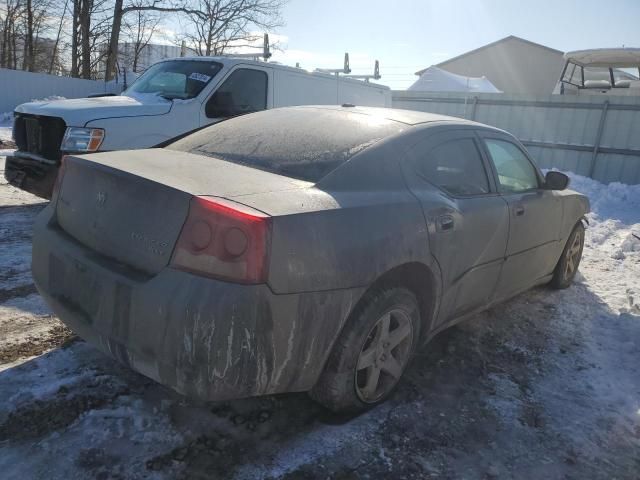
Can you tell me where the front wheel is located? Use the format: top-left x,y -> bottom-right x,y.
550,222 -> 585,289
310,287 -> 420,412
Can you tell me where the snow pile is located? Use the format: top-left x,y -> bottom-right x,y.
566,172 -> 640,313
569,173 -> 640,225
29,95 -> 66,103
575,174 -> 640,264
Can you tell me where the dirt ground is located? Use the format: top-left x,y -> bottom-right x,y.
0,160 -> 638,480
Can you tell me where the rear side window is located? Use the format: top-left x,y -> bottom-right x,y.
484,139 -> 539,193
169,108 -> 403,182
206,69 -> 268,118
418,138 -> 490,196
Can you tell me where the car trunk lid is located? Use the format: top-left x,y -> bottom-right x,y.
55,150 -> 310,275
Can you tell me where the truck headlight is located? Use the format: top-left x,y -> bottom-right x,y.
61,127 -> 105,152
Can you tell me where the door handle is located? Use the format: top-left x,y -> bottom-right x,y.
437,214 -> 455,232
514,205 -> 525,216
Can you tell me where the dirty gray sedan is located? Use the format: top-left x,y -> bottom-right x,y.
32,106 -> 589,412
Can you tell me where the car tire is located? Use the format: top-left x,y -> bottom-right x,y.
310,287 -> 420,413
550,222 -> 585,290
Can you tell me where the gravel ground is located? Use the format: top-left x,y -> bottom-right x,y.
0,154 -> 638,480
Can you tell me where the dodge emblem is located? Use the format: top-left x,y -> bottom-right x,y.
96,191 -> 107,205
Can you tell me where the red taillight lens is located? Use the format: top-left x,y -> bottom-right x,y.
170,196 -> 271,284
52,155 -> 68,200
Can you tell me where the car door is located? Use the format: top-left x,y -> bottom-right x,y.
404,129 -> 510,324
201,66 -> 272,126
478,133 -> 563,299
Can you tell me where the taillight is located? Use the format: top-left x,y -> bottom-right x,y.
52,155 -> 68,200
170,196 -> 271,284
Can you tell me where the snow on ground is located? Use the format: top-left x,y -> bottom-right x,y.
0,113 -> 12,134
0,113 -> 14,154
0,164 -> 638,479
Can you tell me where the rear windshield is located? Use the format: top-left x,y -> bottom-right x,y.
124,60 -> 222,100
167,108 -> 404,182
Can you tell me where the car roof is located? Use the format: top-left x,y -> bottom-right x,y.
292,104 -> 492,128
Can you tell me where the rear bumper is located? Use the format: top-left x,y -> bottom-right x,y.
32,205 -> 364,401
4,153 -> 59,199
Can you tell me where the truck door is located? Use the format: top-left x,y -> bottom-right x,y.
201,65 -> 272,127
404,129 -> 509,324
478,134 -> 563,299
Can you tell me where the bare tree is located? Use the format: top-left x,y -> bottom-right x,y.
180,0 -> 285,57
0,0 -> 23,69
23,0 -> 57,72
70,0 -> 111,78
104,0 -> 204,81
21,0 -> 33,70
121,6 -> 159,73
1,0 -> 59,72
48,0 -> 70,73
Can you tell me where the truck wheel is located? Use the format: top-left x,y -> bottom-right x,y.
551,222 -> 585,289
310,287 -> 420,413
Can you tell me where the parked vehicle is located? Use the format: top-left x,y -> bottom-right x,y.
32,106 -> 589,412
554,48 -> 640,95
5,56 -> 390,199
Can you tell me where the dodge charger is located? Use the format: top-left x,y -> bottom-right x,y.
32,105 -> 589,412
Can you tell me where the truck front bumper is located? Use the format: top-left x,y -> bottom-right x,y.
4,153 -> 59,199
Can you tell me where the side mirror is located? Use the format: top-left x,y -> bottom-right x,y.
544,171 -> 569,190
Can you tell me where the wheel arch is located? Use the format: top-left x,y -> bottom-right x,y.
350,262 -> 440,343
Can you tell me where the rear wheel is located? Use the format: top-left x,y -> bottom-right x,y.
310,288 -> 420,412
551,222 -> 585,289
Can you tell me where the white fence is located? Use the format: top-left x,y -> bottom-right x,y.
0,68 -> 122,113
392,91 -> 640,185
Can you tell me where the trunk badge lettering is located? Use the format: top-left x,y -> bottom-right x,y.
131,231 -> 167,256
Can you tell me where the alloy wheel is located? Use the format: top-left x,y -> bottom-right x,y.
564,229 -> 583,279
355,308 -> 413,403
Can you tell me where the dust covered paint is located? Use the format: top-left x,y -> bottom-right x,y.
31,106 -> 589,406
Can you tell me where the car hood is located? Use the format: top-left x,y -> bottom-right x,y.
14,94 -> 173,126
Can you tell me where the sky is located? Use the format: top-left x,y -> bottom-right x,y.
267,0 -> 640,89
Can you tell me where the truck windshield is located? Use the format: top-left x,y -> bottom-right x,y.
124,60 -> 223,100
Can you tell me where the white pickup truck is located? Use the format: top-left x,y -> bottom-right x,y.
6,56 -> 391,198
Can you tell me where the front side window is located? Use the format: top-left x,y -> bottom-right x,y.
417,138 -> 490,196
124,60 -> 222,100
484,139 -> 539,193
206,68 -> 268,118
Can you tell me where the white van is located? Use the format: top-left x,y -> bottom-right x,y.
6,56 -> 391,198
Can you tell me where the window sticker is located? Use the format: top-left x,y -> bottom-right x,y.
189,72 -> 212,83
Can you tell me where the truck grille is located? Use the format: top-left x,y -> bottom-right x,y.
13,113 -> 66,161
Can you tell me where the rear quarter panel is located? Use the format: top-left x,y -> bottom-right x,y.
266,190 -> 432,293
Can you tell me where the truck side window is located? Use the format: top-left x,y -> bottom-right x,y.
206,69 -> 268,118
